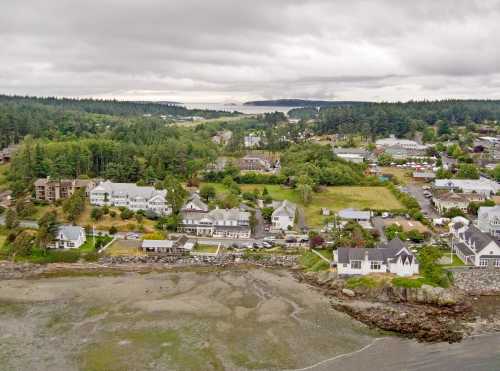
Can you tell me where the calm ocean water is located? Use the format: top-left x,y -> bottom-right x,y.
183,102 -> 299,114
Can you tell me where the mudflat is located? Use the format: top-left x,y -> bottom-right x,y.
0,269 -> 377,371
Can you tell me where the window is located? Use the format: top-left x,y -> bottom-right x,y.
495,259 -> 500,267
351,260 -> 361,269
370,261 -> 381,270
479,259 -> 488,267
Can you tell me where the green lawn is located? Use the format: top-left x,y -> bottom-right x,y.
193,244 -> 219,253
0,234 -> 6,248
202,183 -> 403,227
440,253 -> 466,268
0,164 -> 9,191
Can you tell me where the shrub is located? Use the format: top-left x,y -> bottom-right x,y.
346,276 -> 379,289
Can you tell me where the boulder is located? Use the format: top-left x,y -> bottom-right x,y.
342,288 -> 356,297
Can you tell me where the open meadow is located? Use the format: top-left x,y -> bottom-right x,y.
203,183 -> 403,227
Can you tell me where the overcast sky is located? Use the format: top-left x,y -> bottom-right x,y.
1,0 -> 500,103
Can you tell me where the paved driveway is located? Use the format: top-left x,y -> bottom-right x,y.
405,183 -> 439,219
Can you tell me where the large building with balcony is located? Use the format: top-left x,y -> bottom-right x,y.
89,180 -> 171,215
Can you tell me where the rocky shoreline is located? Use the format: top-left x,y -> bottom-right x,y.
293,270 -> 500,343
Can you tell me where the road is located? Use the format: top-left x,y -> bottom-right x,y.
405,183 -> 439,219
372,216 -> 387,243
0,215 -> 39,229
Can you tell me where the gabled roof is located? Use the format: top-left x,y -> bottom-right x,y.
272,200 -> 297,218
458,224 -> 497,253
58,225 -> 84,241
181,194 -> 209,212
336,238 -> 412,265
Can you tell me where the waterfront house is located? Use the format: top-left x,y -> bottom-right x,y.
334,238 -> 419,276
450,222 -> 500,267
51,225 -> 86,249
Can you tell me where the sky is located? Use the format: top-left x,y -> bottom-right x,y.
1,0 -> 500,103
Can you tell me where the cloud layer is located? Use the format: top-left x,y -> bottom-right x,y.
1,0 -> 500,102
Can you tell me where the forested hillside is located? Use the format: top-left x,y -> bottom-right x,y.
0,95 -> 237,118
316,100 -> 500,137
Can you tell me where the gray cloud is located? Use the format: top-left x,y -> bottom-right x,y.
1,0 -> 500,102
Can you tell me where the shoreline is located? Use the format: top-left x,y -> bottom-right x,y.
1,259 -> 499,343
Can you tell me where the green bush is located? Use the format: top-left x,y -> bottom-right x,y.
392,277 -> 431,288
346,276 -> 379,289
28,248 -> 81,264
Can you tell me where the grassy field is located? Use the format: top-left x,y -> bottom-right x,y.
104,239 -> 145,257
203,183 -> 403,227
0,234 -> 6,247
194,244 -> 219,253
379,167 -> 413,185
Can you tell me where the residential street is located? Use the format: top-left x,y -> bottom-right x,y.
372,216 -> 387,243
405,183 -> 439,219
0,215 -> 39,229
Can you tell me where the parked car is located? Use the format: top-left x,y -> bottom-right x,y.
263,236 -> 276,242
261,241 -> 273,248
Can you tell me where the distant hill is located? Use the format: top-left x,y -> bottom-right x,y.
0,95 -> 236,118
244,99 -> 369,107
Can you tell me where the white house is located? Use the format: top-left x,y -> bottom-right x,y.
178,207 -> 251,238
450,222 -> 500,267
478,205 -> 500,238
90,181 -> 171,215
244,134 -> 261,148
433,178 -> 500,197
271,200 -> 297,231
51,225 -> 86,249
334,238 -> 419,276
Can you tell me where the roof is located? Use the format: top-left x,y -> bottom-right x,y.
272,200 -> 297,218
455,242 -> 475,256
336,238 -> 414,265
435,192 -> 483,203
92,181 -> 166,200
182,207 -> 250,224
338,208 -> 371,220
142,240 -> 175,248
58,225 -> 84,241
457,224 -> 496,253
434,178 -> 500,192
182,194 -> 209,212
333,148 -> 368,156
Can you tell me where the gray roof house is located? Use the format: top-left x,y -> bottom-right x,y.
450,222 -> 500,267
334,238 -> 419,276
52,225 -> 86,249
338,208 -> 372,224
271,200 -> 297,230
141,235 -> 194,256
179,207 -> 251,239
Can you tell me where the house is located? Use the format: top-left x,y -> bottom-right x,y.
51,225 -> 86,249
474,136 -> 500,161
450,222 -> 500,267
90,180 -> 171,215
412,171 -> 436,181
271,200 -> 297,231
238,154 -> 274,172
181,193 -> 209,213
178,207 -> 251,238
375,135 -> 428,151
141,235 -> 194,256
334,238 -> 419,276
0,145 -> 18,164
206,158 -> 229,172
338,208 -> 372,229
34,178 -> 96,203
212,130 -> 233,145
433,192 -> 485,214
0,190 -> 12,208
433,178 -> 500,197
333,148 -> 370,164
244,134 -> 261,148
478,205 -> 500,237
